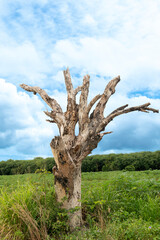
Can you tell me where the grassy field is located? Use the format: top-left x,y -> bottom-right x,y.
0,171 -> 160,239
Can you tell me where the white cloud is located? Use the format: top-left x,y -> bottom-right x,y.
0,79 -> 59,160
81,15 -> 97,27
51,36 -> 160,92
0,42 -> 49,85
1,0 -> 160,90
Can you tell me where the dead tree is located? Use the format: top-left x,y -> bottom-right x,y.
20,68 -> 159,229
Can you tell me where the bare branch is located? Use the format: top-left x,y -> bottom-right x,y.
20,84 -> 63,113
98,131 -> 113,137
46,119 -> 56,123
95,102 -> 159,134
44,110 -> 65,130
145,107 -> 159,113
93,76 -> 120,117
111,104 -> 128,114
79,75 -> 90,109
44,110 -> 56,119
106,102 -> 158,125
63,68 -> 79,135
86,94 -> 102,116
63,67 -> 73,96
79,75 -> 90,132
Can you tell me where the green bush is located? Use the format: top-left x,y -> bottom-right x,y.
125,165 -> 135,171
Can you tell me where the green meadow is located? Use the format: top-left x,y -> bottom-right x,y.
0,171 -> 160,239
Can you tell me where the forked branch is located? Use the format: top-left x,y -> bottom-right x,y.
96,102 -> 159,133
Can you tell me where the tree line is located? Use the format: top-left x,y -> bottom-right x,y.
0,151 -> 160,175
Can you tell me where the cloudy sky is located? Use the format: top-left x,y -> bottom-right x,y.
0,0 -> 160,160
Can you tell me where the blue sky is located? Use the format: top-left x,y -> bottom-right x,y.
0,0 -> 160,160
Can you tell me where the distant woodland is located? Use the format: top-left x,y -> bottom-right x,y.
0,151 -> 160,175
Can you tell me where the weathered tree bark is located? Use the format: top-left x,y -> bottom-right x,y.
20,68 -> 159,230
50,138 -> 82,229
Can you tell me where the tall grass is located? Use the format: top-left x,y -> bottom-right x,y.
0,171 -> 160,239
0,174 -> 69,240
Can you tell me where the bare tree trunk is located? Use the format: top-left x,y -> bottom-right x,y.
20,67 -> 159,231
51,145 -> 82,229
